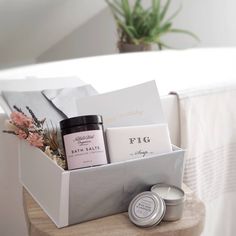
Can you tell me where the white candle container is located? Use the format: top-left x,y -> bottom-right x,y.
151,184 -> 185,221
128,191 -> 166,227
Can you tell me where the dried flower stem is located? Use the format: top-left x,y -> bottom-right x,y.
26,106 -> 41,127
2,130 -> 17,135
13,105 -> 26,115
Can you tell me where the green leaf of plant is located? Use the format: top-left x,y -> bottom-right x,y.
169,29 -> 200,41
165,4 -> 182,22
127,25 -> 139,38
121,0 -> 132,25
152,0 -> 161,26
117,19 -> 138,44
114,0 -> 123,8
156,40 -> 175,49
106,0 -> 124,17
135,9 -> 150,29
160,0 -> 171,21
151,22 -> 172,37
133,0 -> 141,15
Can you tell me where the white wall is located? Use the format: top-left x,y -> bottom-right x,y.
0,0 -> 107,69
37,0 -> 236,63
38,8 -> 117,62
1,0 -> 236,69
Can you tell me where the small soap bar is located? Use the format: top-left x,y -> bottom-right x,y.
106,124 -> 172,163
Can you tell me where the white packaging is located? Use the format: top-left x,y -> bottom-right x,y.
0,79 -> 185,228
19,139 -> 184,228
106,124 -> 172,163
75,81 -> 165,129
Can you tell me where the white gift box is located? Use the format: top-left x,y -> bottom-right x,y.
0,79 -> 185,228
19,140 -> 184,228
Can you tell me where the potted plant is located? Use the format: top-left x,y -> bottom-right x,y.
106,0 -> 199,53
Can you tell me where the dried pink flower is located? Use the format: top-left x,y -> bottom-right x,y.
10,111 -> 33,127
27,133 -> 44,148
3,106 -> 65,169
16,129 -> 28,139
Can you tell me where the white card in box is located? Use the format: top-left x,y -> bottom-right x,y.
19,140 -> 184,228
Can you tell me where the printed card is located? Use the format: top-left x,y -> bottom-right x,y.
76,81 -> 166,129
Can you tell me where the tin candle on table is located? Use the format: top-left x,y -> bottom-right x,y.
151,184 -> 185,221
128,191 -> 166,227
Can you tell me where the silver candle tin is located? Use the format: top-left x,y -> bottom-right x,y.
128,191 -> 166,227
151,184 -> 185,221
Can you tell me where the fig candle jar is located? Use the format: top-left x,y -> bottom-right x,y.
60,115 -> 108,170
151,184 -> 185,221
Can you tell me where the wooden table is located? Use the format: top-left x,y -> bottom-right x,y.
23,185 -> 205,236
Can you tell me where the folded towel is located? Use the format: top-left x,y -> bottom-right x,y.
171,84 -> 236,236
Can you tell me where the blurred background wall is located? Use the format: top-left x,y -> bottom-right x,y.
0,0 -> 236,69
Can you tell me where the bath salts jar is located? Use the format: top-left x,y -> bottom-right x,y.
60,115 -> 108,170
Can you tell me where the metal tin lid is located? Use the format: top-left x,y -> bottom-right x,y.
151,184 -> 185,205
60,115 -> 103,130
128,191 -> 166,227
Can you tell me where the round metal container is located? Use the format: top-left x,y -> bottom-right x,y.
128,191 -> 166,227
151,184 -> 185,221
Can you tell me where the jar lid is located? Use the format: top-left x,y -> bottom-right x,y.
151,184 -> 185,205
60,115 -> 103,130
128,191 -> 166,227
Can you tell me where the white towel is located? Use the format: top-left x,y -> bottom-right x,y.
171,84 -> 236,236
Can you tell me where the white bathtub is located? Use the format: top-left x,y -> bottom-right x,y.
1,48 -> 236,235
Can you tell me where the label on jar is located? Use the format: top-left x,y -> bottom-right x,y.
63,130 -> 107,170
134,196 -> 155,218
